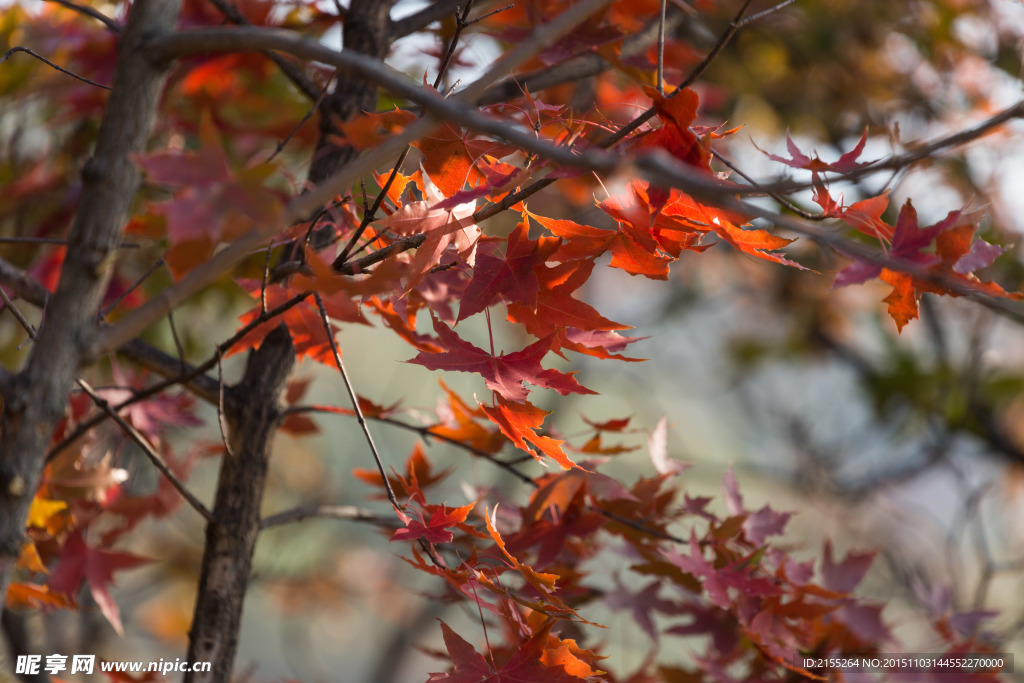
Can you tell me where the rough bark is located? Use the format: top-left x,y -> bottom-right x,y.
307,0 -> 396,186
0,0 -> 180,630
184,325 -> 294,683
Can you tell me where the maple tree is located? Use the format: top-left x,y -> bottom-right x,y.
0,0 -> 1021,681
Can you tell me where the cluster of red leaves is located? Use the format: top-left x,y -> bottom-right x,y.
7,367 -> 211,647
364,431 -> 1002,682
8,1 -> 1020,680
227,86 -> 822,475
759,133 -> 1021,331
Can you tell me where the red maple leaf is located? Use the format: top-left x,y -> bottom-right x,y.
756,129 -> 875,175
507,259 -> 631,342
458,223 -> 561,321
47,530 -> 150,635
409,318 -> 594,402
391,501 -> 476,544
481,396 -> 578,470
136,113 -> 282,277
834,200 -> 1019,331
427,621 -> 586,682
374,171 -> 481,290
532,204 -> 672,280
354,442 -> 452,503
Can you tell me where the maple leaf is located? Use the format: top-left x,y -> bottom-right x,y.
136,113 -> 282,277
507,259 -> 631,343
664,533 -> 781,610
409,318 -> 594,402
458,223 -> 560,321
230,276 -> 368,364
47,530 -> 150,634
484,508 -> 595,623
6,582 -> 73,610
756,129 -> 876,175
481,396 -> 578,470
374,170 -> 480,290
391,502 -> 476,544
412,120 -> 514,198
604,575 -> 680,643
427,621 -> 586,682
636,87 -> 711,170
428,380 -> 508,455
354,442 -> 452,503
368,295 -> 444,353
648,415 -> 689,476
820,541 -> 876,595
333,106 -> 416,150
834,201 -> 1019,331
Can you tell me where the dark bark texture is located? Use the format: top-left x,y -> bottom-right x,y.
0,0 -> 181,672
184,325 -> 294,683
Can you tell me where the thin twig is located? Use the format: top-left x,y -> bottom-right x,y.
391,0 -> 464,37
267,72 -> 333,163
284,405 -> 537,486
711,149 -> 821,219
597,0 -> 754,149
657,0 -> 667,93
473,0 -> 756,223
43,0 -> 121,32
737,0 -> 796,28
0,286 -> 38,340
49,291 -> 314,462
434,1 -> 476,90
216,356 -> 235,457
0,47 -> 111,90
167,309 -> 187,370
466,3 -> 513,26
74,379 -> 215,524
101,258 -> 164,318
312,293 -> 402,512
260,505 -> 393,529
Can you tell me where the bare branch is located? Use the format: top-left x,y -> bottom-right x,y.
0,236 -> 139,247
657,0 -> 667,93
0,285 -> 38,341
0,257 -> 50,308
260,505 -> 393,529
43,0 -> 121,32
737,0 -> 797,28
74,378 -> 215,524
333,0 -> 476,269
457,0 -> 616,103
391,0 -> 465,37
0,47 -> 111,89
475,10 -> 685,106
312,293 -> 402,512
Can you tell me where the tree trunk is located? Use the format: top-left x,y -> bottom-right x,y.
184,325 -> 294,683
183,5 -> 397,680
0,0 -> 180,632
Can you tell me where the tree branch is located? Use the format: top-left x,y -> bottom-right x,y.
205,0 -> 320,100
42,0 -> 120,32
391,0 -> 465,37
74,379 -> 214,523
260,504 -> 392,529
0,47 -> 111,89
